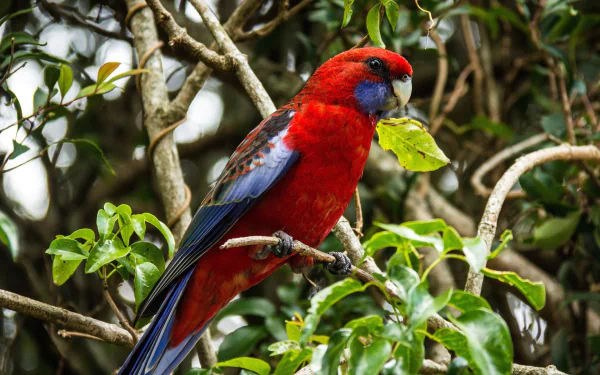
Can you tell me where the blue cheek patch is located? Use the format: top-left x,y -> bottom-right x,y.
354,81 -> 392,114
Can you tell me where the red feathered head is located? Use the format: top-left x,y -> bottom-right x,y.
298,47 -> 412,115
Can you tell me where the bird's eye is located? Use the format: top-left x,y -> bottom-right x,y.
368,58 -> 383,71
401,74 -> 411,82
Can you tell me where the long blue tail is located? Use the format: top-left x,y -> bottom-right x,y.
118,269 -> 209,375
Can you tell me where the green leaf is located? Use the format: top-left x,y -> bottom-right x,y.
470,116 -> 514,140
319,329 -> 351,375
85,238 -> 130,273
130,241 -> 165,273
52,255 -> 83,285
0,7 -> 36,28
443,227 -> 464,253
301,278 -> 368,345
218,326 -> 268,361
186,369 -> 211,375
447,290 -> 492,313
482,268 -> 546,310
57,64 -> 73,99
215,297 -> 276,322
96,209 -> 117,241
0,211 -> 19,260
96,62 -> 121,85
116,257 -> 134,279
541,113 -> 566,138
344,315 -> 383,333
366,5 -> 385,48
104,202 -> 117,216
286,321 -> 302,341
116,205 -> 134,246
3,86 -> 22,121
44,65 -> 61,92
377,119 -> 450,172
216,357 -> 271,375
0,32 -> 45,55
363,231 -> 402,257
76,82 -> 117,98
462,237 -> 487,273
33,87 -> 49,111
67,228 -> 95,243
134,262 -> 161,310
143,213 -> 175,258
385,1 -> 400,31
407,284 -> 452,328
388,265 -> 420,301
63,139 -> 115,175
45,238 -> 89,260
448,309 -> 513,375
533,211 -> 581,250
0,50 -> 69,70
342,0 -> 354,28
401,219 -> 447,235
348,337 -> 392,375
377,223 -> 443,252
9,140 -> 29,160
131,214 -> 146,240
268,340 -> 301,356
488,230 -> 513,259
106,68 -> 150,84
432,328 -> 471,360
274,348 -> 312,375
391,327 -> 425,374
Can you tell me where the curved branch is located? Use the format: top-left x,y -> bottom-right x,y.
0,289 -> 134,347
466,144 -> 600,296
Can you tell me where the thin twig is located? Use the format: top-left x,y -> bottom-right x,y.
460,15 -> 484,116
102,269 -> 139,342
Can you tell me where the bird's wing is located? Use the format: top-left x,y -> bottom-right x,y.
136,107 -> 299,319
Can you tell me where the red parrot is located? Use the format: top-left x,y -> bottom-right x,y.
119,47 -> 412,375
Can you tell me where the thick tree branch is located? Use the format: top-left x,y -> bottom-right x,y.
0,289 -> 134,347
466,144 -> 600,296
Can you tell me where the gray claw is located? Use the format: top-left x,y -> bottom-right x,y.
324,252 -> 352,275
265,230 -> 294,258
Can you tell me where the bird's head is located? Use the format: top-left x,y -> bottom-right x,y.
300,47 -> 412,116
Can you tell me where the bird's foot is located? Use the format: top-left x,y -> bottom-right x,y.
265,231 -> 294,258
324,252 -> 352,275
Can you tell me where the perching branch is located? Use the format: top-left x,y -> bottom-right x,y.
466,144 -> 600,296
0,289 -> 134,347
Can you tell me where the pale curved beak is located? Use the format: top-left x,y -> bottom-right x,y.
392,77 -> 412,108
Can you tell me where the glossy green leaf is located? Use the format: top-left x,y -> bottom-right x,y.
216,357 -> 271,375
432,328 -> 471,360
286,321 -> 302,342
447,290 -> 492,313
407,283 -> 452,328
385,1 -> 400,31
63,139 -> 115,175
387,240 -> 420,273
217,326 -> 268,361
44,65 -> 61,92
366,5 -> 385,48
462,237 -> 487,273
0,211 -> 19,260
268,340 -> 301,356
52,255 -> 83,285
67,228 -> 95,243
3,86 -> 22,121
85,238 -> 130,273
342,0 -> 354,28
0,32 -> 45,54
377,222 -> 443,252
443,227 -> 464,253
57,64 -> 73,98
215,297 -> 276,322
274,348 -> 312,375
33,87 -> 49,111
363,231 -> 402,257
319,329 -> 351,375
134,262 -> 161,310
131,214 -> 146,240
0,50 -> 69,70
344,315 -> 383,333
488,230 -> 513,260
130,242 -> 165,273
9,140 -> 29,160
533,211 -> 581,250
377,118 -> 450,172
402,219 -> 447,235
301,278 -> 367,345
106,68 -> 150,84
348,337 -> 392,375
448,309 -> 513,375
45,238 -> 89,260
482,268 -> 546,310
96,209 -> 117,241
97,62 -> 120,85
104,202 -> 117,215
384,323 -> 425,373
388,265 -> 420,301
76,82 -> 117,98
116,205 -> 133,246
143,213 -> 175,259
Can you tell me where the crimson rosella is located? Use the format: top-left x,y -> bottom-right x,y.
118,47 -> 412,375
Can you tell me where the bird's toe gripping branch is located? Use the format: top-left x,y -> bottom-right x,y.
266,230 -> 295,258
324,252 -> 352,275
